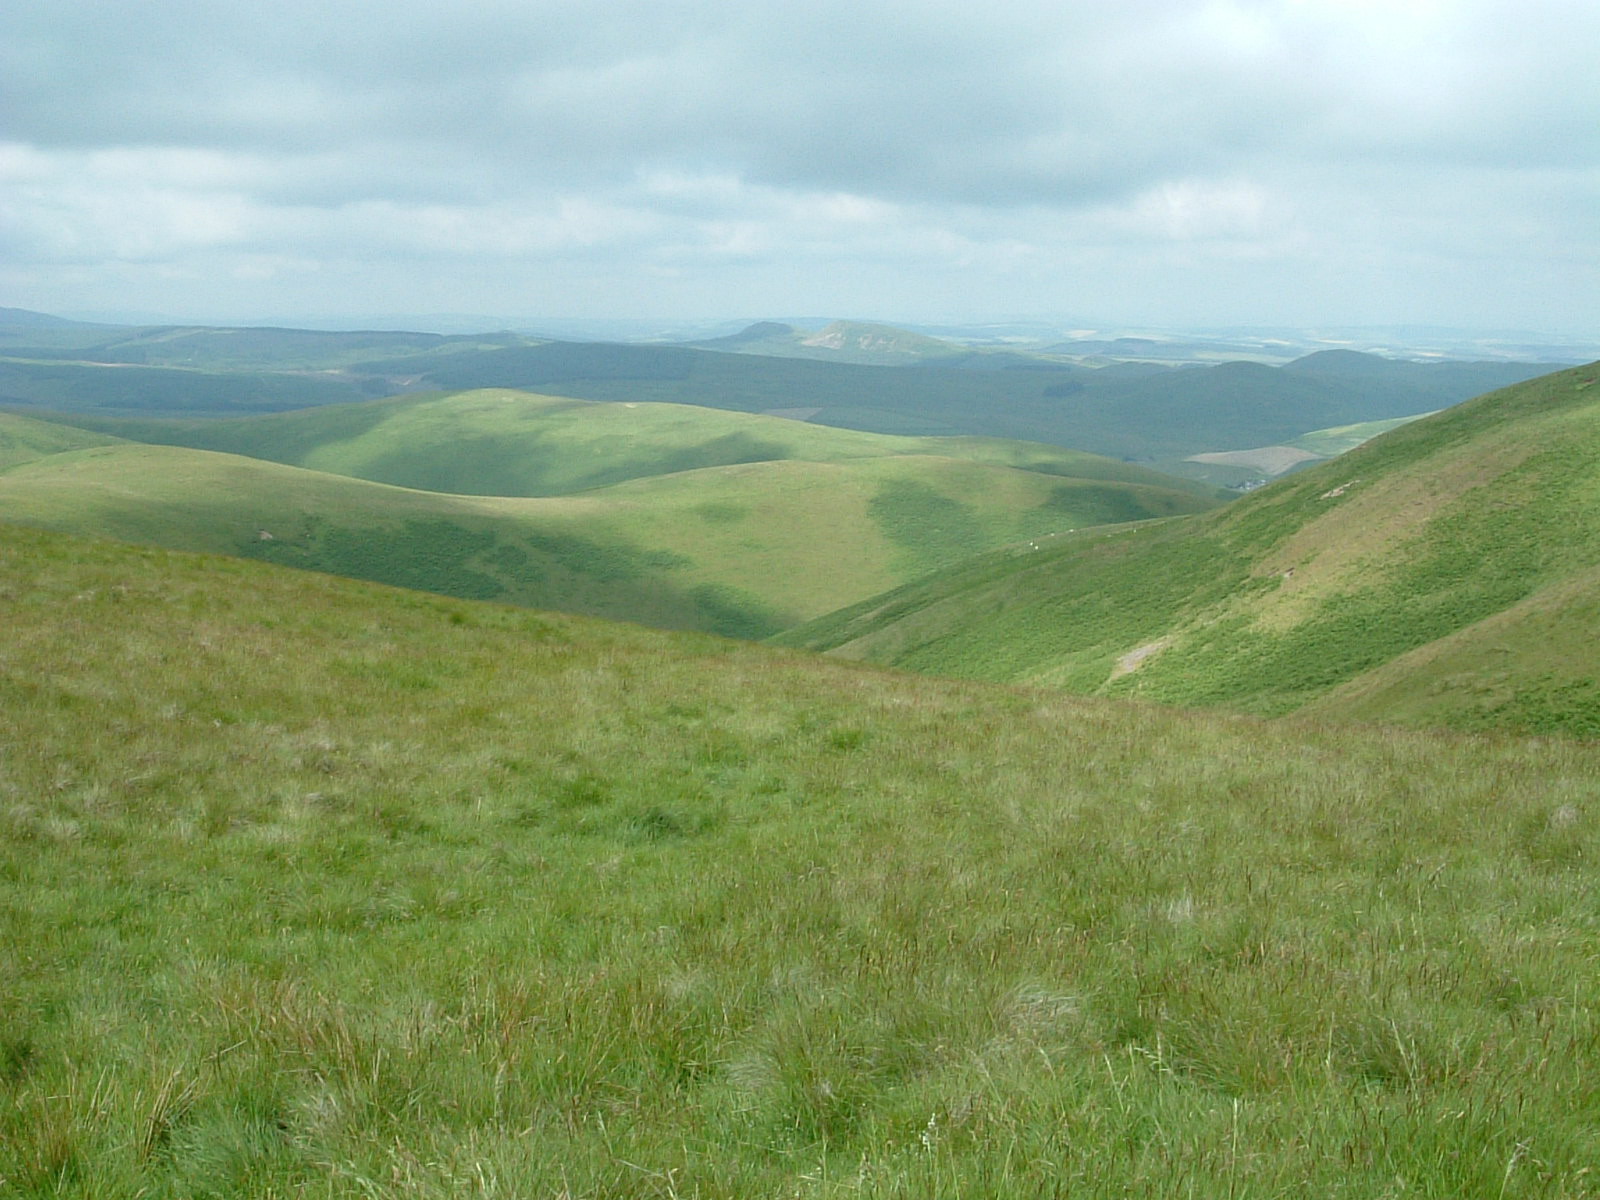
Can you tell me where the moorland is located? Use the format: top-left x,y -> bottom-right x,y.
2,306 -> 1598,1197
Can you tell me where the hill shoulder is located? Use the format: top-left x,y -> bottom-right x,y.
785,363 -> 1600,734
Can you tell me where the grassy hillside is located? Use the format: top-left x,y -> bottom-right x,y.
0,441 -> 738,629
0,410 -> 122,469
0,411 -> 1213,637
4,522 -> 1599,1197
51,389 -> 1215,499
783,363 -> 1600,735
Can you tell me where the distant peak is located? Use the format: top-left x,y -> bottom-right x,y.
800,320 -> 952,355
725,321 -> 794,342
1284,349 -> 1393,372
0,306 -> 99,329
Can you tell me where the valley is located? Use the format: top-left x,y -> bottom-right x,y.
0,391 -> 1216,638
2,311 -> 1555,468
9,1 -> 1596,1192
3,307 -> 1598,1197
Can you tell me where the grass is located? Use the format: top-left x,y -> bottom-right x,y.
2,521 -> 1600,1196
0,405 -> 1217,638
0,411 -> 121,469
51,389 -> 1218,500
785,363 -> 1600,736
0,441 -> 787,635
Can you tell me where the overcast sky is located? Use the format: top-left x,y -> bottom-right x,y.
3,0 -> 1596,332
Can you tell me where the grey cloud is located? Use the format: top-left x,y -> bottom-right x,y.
23,0 -> 1592,204
2,0 -> 1595,329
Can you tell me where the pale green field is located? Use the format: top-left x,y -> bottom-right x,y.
1286,411 -> 1436,458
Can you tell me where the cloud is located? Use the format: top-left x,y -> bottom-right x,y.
1,0 -> 1595,327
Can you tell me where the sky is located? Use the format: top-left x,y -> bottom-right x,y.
2,0 -> 1596,333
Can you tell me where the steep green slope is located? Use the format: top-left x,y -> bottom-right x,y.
0,427 -> 1210,637
4,523 -> 1599,1197
783,363 -> 1600,734
51,389 -> 1213,500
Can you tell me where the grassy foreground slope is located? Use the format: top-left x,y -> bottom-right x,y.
0,414 -> 1211,637
52,389 -> 1212,500
784,363 -> 1600,734
4,522 -> 1599,1197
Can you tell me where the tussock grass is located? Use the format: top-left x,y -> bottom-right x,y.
3,524 -> 1599,1195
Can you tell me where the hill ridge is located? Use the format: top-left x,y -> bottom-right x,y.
0,401 -> 1218,638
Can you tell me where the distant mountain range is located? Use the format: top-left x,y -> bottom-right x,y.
0,307 -> 1568,472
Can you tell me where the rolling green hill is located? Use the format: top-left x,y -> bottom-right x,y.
4,521 -> 1600,1196
0,410 -> 121,469
0,406 -> 1216,637
781,362 -> 1600,735
359,340 -> 1552,458
52,388 -> 1215,499
6,307 -> 1560,462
